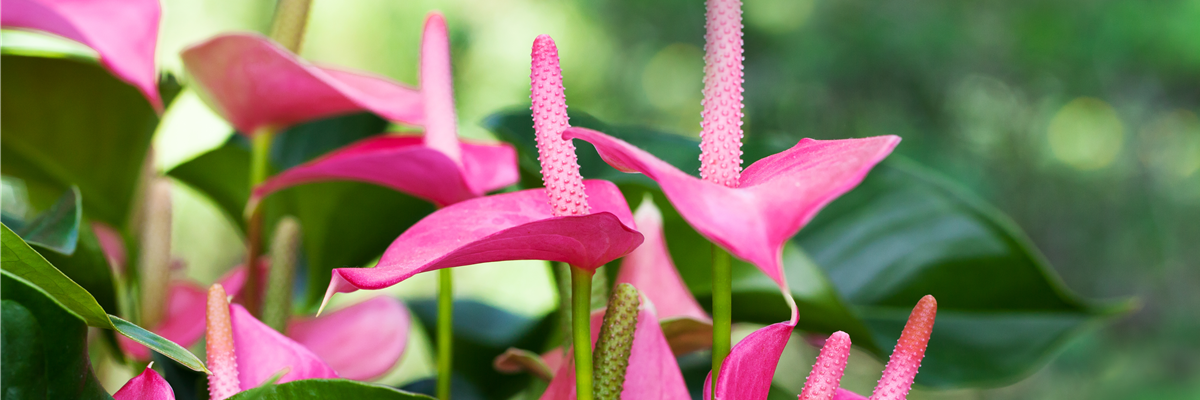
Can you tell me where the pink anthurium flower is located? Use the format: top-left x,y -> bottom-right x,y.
113,365 -> 175,400
205,284 -> 338,400
181,33 -> 423,136
561,0 -> 899,293
2,0 -> 163,110
248,13 -> 519,208
539,292 -> 691,400
704,295 -> 937,400
117,263 -> 410,382
320,34 -> 643,307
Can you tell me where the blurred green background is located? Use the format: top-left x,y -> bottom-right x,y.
27,0 -> 1198,398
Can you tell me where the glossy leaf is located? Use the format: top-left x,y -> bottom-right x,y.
15,186 -> 81,254
0,55 -> 157,229
227,379 -> 433,400
1,273 -> 112,400
112,315 -> 209,374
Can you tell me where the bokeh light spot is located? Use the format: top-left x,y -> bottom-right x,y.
745,0 -> 815,34
642,43 -> 705,123
1047,97 -> 1125,170
1139,110 -> 1200,179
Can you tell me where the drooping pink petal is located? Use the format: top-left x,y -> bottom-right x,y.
698,0 -> 746,188
287,296 -> 410,381
229,304 -> 338,389
113,366 -> 174,400
566,127 -> 899,291
1,0 -> 162,110
799,331 -> 851,400
869,295 -> 936,400
531,34 -> 589,217
120,267 -> 249,360
541,304 -> 690,399
250,135 -> 517,208
181,33 -> 423,135
324,180 -> 642,307
419,12 -> 462,166
91,222 -> 126,273
206,284 -> 240,400
702,302 -> 797,400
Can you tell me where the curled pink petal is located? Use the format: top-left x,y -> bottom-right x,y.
419,12 -> 462,165
870,295 -> 936,400
699,0 -> 745,187
230,304 -> 337,389
251,135 -> 517,208
799,331 -> 851,400
531,34 -> 589,217
181,34 -> 423,134
324,180 -> 642,307
287,296 -> 410,381
702,311 -> 797,400
1,0 -> 162,110
616,199 -> 710,324
566,127 -> 899,291
541,303 -> 690,399
113,366 -> 174,400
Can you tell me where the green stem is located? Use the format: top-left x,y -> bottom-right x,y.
262,217 -> 301,332
243,128 -> 274,317
571,266 -> 594,400
437,268 -> 453,400
711,244 -> 732,398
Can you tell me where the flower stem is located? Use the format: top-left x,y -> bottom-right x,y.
243,128 -> 274,317
262,216 -> 301,332
571,266 -> 594,400
268,0 -> 312,53
711,244 -> 732,398
437,268 -> 453,400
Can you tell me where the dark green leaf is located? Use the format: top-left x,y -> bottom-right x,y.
15,187 -> 81,254
794,159 -> 1132,387
0,55 -> 157,229
1,274 -> 113,400
2,223 -> 114,329
227,379 -> 433,400
110,315 -> 209,373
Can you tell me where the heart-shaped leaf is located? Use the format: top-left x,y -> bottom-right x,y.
0,55 -> 157,229
227,379 -> 434,400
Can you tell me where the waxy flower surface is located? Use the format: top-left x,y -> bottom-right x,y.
250,13 -> 519,208
1,0 -> 163,109
112,365 -> 175,400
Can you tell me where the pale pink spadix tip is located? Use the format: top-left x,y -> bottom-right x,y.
699,0 -> 746,188
870,295 -> 937,400
530,34 -> 589,217
420,12 -> 463,166
799,331 -> 852,400
206,284 -> 240,400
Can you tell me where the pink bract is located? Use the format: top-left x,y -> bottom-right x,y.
1,0 -> 163,110
288,296 -> 411,381
250,135 -> 517,209
113,366 -> 174,400
229,304 -> 338,389
541,302 -> 690,399
323,180 -> 642,308
181,33 -> 423,135
566,127 -> 899,292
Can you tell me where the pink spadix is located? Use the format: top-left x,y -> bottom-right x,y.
532,34 -> 589,216
205,284 -> 240,400
869,295 -> 937,400
799,331 -> 851,400
699,0 -> 746,188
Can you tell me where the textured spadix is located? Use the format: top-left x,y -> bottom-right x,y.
532,34 -> 589,217
206,284 -> 240,400
699,0 -> 746,187
594,284 -> 641,399
870,295 -> 937,400
181,33 -> 423,135
1,0 -> 163,110
799,331 -> 851,400
323,180 -> 641,308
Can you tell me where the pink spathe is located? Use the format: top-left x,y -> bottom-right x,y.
532,35 -> 589,217
288,296 -> 410,381
181,33 -> 424,135
615,199 -> 710,324
229,304 -> 338,389
420,13 -> 462,165
113,367 -> 175,400
323,180 -> 642,308
1,0 -> 163,110
699,0 -> 746,187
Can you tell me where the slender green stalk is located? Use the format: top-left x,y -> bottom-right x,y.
437,268 -> 454,400
711,244 -> 732,398
571,266 -> 594,400
268,0 -> 313,53
243,128 -> 274,317
263,217 -> 301,332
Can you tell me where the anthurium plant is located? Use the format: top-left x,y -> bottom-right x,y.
1,0 -> 1132,399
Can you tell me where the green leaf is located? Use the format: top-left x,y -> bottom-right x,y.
1,274 -> 113,400
110,315 -> 209,373
169,113 -> 436,310
227,379 -> 434,400
14,187 -> 81,254
794,159 -> 1132,387
0,55 -> 157,229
